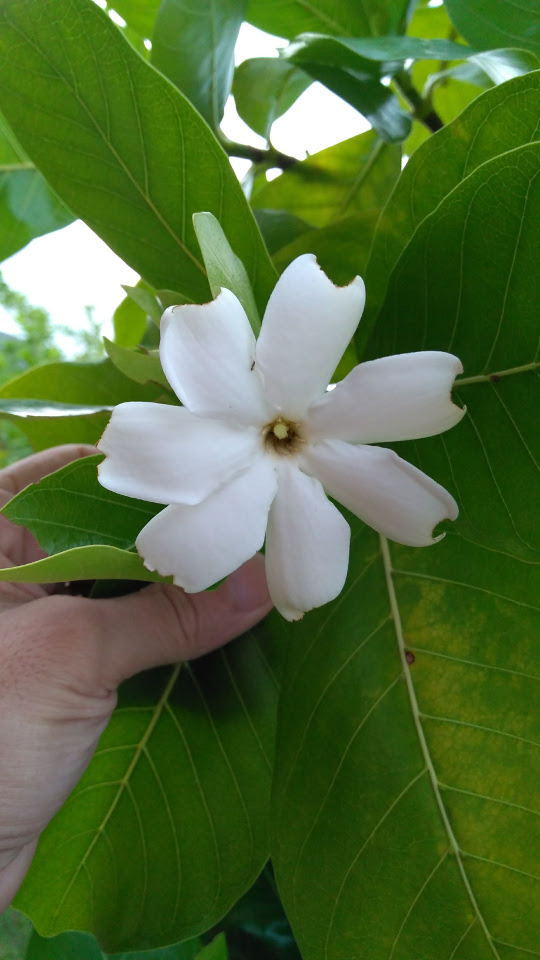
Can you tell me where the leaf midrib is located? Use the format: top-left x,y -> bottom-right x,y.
380,534 -> 502,960
51,664 -> 182,925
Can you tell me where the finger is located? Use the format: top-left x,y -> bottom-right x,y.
93,554 -> 273,687
0,444 -> 96,505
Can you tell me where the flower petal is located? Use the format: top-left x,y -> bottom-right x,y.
160,289 -> 269,425
136,459 -> 277,592
302,439 -> 458,547
264,462 -> 350,621
256,254 -> 366,418
98,401 -> 260,505
306,351 -> 465,444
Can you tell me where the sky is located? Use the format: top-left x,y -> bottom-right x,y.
0,21 -> 368,348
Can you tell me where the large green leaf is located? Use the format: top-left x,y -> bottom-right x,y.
286,33 -> 475,69
361,70 -> 540,351
0,113 -> 73,262
0,544 -> 166,583
252,131 -> 400,228
445,0 -> 540,58
25,926 -> 209,959
271,117 -> 540,960
0,357 -> 170,452
1,454 -> 162,555
245,0 -> 410,40
17,616 -> 283,951
0,0 -> 276,313
233,59 -> 312,141
0,359 -> 168,405
151,0 -> 245,128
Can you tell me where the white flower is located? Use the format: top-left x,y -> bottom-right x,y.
97,254 -> 464,621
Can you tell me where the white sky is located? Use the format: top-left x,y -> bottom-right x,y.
0,22 -> 367,347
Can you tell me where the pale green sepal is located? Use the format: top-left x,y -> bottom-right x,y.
193,211 -> 262,335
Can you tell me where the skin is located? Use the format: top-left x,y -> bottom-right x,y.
0,444 -> 273,911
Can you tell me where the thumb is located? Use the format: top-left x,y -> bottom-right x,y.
93,554 -> 273,688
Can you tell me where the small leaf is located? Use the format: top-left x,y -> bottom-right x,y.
0,545 -> 167,583
233,58 -> 311,140
122,283 -> 165,325
151,0 -> 246,128
113,294 -> 147,348
1,454 -> 162,555
193,212 -> 263,334
445,0 -> 540,58
104,338 -> 169,389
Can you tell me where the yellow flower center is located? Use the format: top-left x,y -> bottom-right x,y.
263,417 -> 304,455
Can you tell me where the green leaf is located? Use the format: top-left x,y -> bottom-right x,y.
245,0 -> 410,40
25,929 -> 105,960
25,917 -> 204,959
286,33 -> 476,69
1,454 -> 162,555
107,0 -> 161,39
233,59 -> 312,140
0,0 -> 276,314
17,617 -> 283,951
193,212 -> 263,334
104,338 -> 169,388
271,121 -> 540,960
0,544 -> 166,583
113,295 -> 147,349
272,210 -> 378,287
362,71 -> 540,351
0,411 -> 110,452
254,210 -> 311,256
406,0 -> 480,129
252,131 -> 400,228
122,283 -> 165,325
427,47 -> 540,92
445,0 -> 540,58
0,113 -> 73,262
286,60 -> 411,143
0,359 -> 166,404
197,934 -> 229,960
151,0 -> 246,128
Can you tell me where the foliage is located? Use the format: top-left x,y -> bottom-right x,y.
0,0 -> 538,958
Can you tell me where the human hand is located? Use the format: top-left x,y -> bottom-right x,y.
0,445 -> 272,911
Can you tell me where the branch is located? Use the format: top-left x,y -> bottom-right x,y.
220,136 -> 298,170
393,70 -> 444,134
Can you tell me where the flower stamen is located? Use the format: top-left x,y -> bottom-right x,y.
264,417 -> 304,455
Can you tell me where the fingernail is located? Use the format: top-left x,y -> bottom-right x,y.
226,555 -> 272,613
